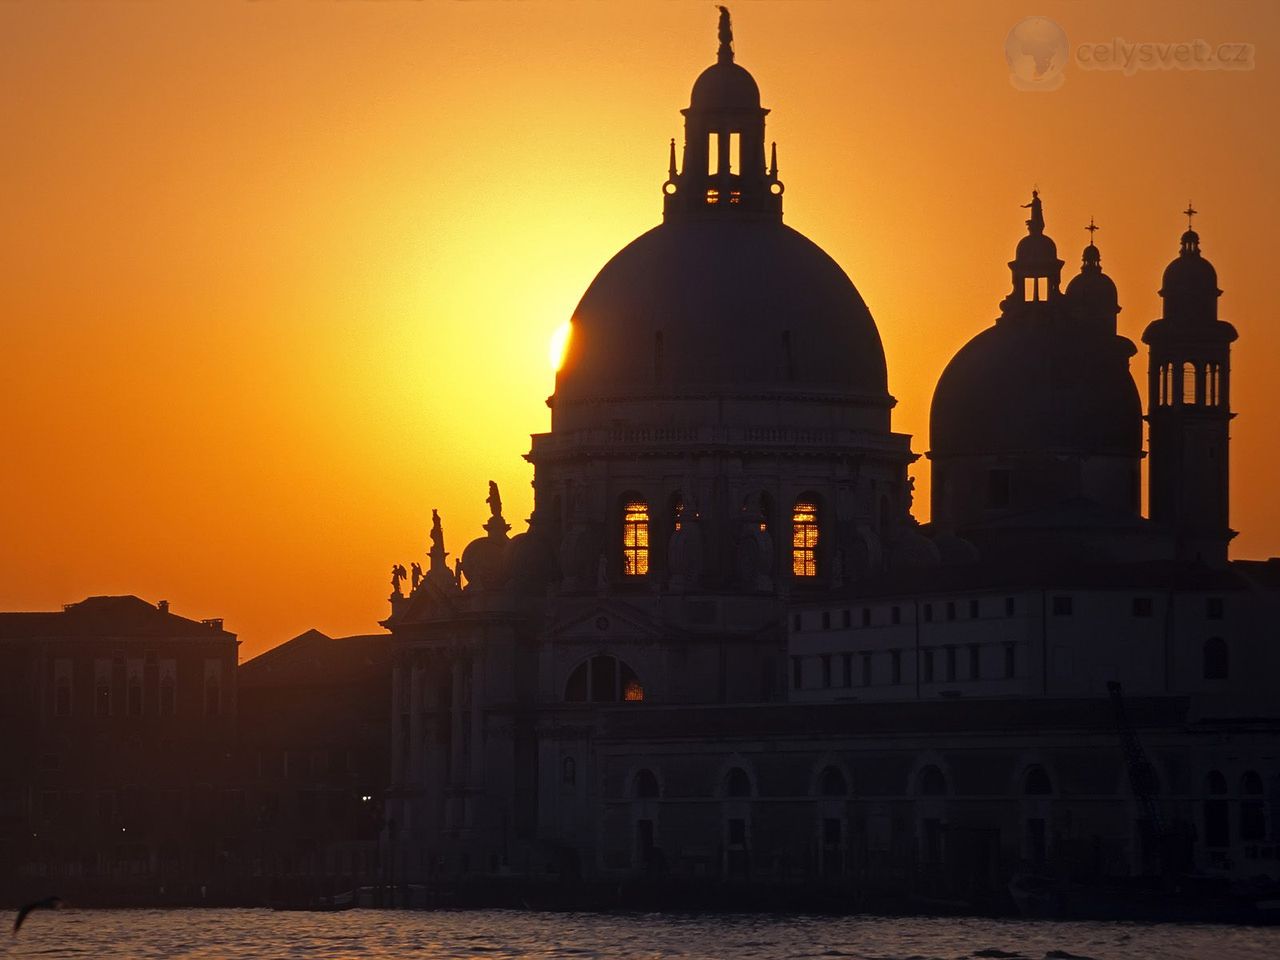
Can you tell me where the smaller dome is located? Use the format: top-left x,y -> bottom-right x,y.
1065,244 -> 1119,323
690,61 -> 761,112
1161,234 -> 1219,297
1015,232 -> 1058,264
505,530 -> 558,593
933,531 -> 980,565
461,535 -> 509,591
890,530 -> 942,571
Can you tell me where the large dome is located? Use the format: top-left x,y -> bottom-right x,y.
554,219 -> 889,405
931,321 -> 1142,457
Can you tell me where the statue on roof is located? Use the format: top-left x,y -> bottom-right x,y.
390,563 -> 408,596
718,6 -> 734,63
1021,189 -> 1044,235
487,481 -> 503,520
410,561 -> 423,593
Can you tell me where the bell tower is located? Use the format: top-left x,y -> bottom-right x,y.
1142,207 -> 1238,564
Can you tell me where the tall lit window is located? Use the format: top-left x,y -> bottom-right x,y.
792,500 -> 818,577
622,499 -> 650,576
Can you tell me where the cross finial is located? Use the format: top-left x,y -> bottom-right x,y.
1086,216 -> 1099,241
1184,201 -> 1197,230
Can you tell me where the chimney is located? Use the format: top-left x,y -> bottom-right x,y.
157,600 -> 170,614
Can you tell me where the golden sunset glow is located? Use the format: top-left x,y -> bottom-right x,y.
549,321 -> 573,372
2,1 -> 1277,658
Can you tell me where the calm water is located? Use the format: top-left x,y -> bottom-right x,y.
8,909 -> 1279,960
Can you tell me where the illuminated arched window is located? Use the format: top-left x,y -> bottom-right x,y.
622,499 -> 650,577
792,500 -> 819,577
564,655 -> 644,703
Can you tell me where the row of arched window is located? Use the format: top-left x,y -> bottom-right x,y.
616,492 -> 822,579
1156,361 -> 1226,407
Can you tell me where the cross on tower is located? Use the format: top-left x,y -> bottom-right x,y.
1184,202 -> 1198,229
1086,217 -> 1099,241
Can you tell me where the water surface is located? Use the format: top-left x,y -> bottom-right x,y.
10,909 -> 1280,960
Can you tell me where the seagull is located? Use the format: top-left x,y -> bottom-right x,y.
13,895 -> 63,936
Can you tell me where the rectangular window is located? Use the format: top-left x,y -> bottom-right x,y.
842,609 -> 851,628
1004,643 -> 1016,679
988,469 -> 1012,509
969,599 -> 980,618
1206,597 -> 1225,620
1052,595 -> 1073,616
841,653 -> 852,688
1024,277 -> 1035,301
946,646 -> 957,682
1132,597 -> 1154,617
728,131 -> 740,175
862,607 -> 871,627
792,502 -> 819,577
922,650 -> 934,683
791,656 -> 802,690
891,605 -> 902,625
968,644 -> 980,679
1005,596 -> 1016,616
822,611 -> 831,630
821,654 -> 832,688
622,500 -> 650,576
708,132 -> 720,175
946,601 -> 956,621
923,603 -> 933,623
861,652 -> 872,687
890,651 -> 902,685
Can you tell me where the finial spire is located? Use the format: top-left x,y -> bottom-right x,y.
717,6 -> 734,64
769,141 -> 777,178
1184,201 -> 1197,230
668,138 -> 678,179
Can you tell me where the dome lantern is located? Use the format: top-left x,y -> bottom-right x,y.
1000,189 -> 1064,319
663,8 -> 784,222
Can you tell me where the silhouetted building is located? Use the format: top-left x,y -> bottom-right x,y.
0,596 -> 238,903
379,11 -> 1279,907
236,629 -> 392,897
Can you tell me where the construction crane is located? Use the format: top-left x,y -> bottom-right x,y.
1106,681 -> 1167,861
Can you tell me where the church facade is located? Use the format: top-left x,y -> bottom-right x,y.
382,12 -> 1279,907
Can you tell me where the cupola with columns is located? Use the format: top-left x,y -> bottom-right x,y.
1143,205 -> 1238,564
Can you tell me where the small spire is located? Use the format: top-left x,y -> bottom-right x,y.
1184,201 -> 1197,230
769,141 -> 777,178
717,6 -> 734,64
1082,217 -> 1101,267
668,138 -> 678,179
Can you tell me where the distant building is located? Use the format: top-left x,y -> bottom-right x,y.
380,10 -> 1280,906
0,596 -> 238,903
236,629 -> 392,897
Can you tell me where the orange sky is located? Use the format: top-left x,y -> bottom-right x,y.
2,1 -> 1277,659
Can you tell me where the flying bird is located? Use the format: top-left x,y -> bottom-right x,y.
13,895 -> 63,936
